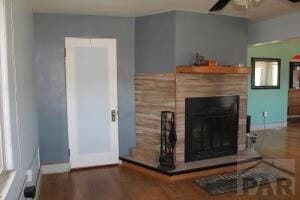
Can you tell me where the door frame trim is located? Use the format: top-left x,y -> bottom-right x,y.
65,37 -> 119,169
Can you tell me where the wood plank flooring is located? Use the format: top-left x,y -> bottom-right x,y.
39,121 -> 300,200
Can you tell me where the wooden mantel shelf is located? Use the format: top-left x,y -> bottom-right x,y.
176,66 -> 251,74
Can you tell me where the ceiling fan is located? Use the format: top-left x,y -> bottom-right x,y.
210,0 -> 300,11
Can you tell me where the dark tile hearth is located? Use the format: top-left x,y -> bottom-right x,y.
120,150 -> 262,176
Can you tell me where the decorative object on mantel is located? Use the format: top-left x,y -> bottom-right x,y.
158,111 -> 177,171
194,53 -> 205,66
205,60 -> 218,67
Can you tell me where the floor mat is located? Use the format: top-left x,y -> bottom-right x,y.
195,168 -> 285,195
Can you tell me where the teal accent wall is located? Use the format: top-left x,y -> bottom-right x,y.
247,42 -> 300,126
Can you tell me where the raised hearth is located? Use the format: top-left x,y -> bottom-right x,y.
121,150 -> 262,180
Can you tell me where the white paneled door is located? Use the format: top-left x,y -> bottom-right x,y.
65,38 -> 119,169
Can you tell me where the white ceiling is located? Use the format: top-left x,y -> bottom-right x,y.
31,0 -> 300,22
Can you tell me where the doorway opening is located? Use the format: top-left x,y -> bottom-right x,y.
288,55 -> 300,121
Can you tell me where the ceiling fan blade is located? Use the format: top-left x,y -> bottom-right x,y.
287,0 -> 300,2
209,0 -> 231,11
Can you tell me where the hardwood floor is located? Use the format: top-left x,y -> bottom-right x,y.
39,122 -> 300,200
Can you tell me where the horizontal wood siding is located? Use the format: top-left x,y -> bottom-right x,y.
134,73 -> 249,163
133,73 -> 176,162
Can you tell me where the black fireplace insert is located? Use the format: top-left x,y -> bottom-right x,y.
185,96 -> 239,162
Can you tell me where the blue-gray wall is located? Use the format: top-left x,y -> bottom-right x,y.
135,11 -> 248,73
248,11 -> 300,45
135,12 -> 175,73
35,11 -> 248,165
175,11 -> 248,66
34,13 -> 135,164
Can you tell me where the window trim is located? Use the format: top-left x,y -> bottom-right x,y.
251,57 -> 281,90
0,0 -> 14,172
0,0 -> 5,175
0,0 -> 17,198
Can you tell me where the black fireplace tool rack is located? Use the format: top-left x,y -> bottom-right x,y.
158,111 -> 177,171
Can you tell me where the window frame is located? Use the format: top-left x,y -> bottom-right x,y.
0,64 -> 3,174
0,0 -> 14,174
0,0 -> 4,174
251,57 -> 281,90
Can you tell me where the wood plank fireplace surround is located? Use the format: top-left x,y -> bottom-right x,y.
121,65 -> 261,180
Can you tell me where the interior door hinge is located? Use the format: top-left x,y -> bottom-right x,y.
64,48 -> 66,58
68,148 -> 71,157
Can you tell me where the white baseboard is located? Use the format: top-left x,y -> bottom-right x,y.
251,122 -> 287,131
34,171 -> 42,200
41,163 -> 70,175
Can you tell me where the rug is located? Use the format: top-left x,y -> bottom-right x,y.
195,168 -> 285,195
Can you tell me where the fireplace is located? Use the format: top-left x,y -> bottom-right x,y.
185,96 -> 239,162
133,70 -> 250,163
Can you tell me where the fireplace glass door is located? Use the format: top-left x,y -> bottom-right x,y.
185,96 -> 239,162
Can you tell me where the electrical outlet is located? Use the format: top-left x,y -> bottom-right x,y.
262,111 -> 268,117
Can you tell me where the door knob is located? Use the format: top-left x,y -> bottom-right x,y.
111,110 -> 117,122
